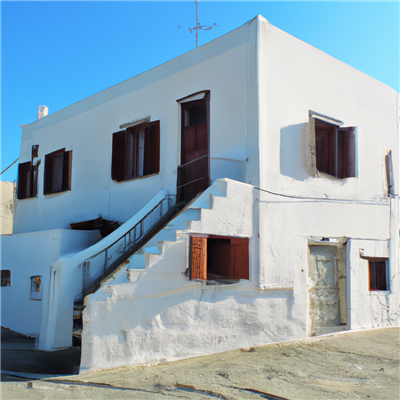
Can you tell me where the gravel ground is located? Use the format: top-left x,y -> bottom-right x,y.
2,327 -> 399,400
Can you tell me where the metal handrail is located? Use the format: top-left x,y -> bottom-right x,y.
81,193 -> 176,294
178,154 -> 208,169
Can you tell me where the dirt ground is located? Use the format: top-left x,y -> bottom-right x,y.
2,327 -> 399,399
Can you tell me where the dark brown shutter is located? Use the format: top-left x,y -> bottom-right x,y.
32,169 -> 38,197
144,121 -> 160,175
338,127 -> 356,178
17,162 -> 31,199
112,130 -> 126,182
230,238 -> 249,280
44,153 -> 54,194
315,120 -> 336,176
62,150 -> 72,191
190,236 -> 207,280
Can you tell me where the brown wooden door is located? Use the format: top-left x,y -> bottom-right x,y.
177,94 -> 210,203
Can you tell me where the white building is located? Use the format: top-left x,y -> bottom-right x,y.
1,15 -> 399,372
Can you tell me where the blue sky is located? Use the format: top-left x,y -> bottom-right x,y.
1,1 -> 399,182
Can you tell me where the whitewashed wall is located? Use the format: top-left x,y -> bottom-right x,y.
13,19 -> 256,235
80,16 -> 399,371
0,229 -> 100,337
258,16 -> 399,198
0,181 -> 15,234
256,16 -> 399,331
347,238 -> 399,329
80,180 -> 291,371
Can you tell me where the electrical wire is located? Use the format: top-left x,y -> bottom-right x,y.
253,186 -> 395,205
0,158 -> 19,176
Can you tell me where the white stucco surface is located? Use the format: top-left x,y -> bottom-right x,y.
4,15 -> 399,371
37,190 -> 170,350
0,181 -> 15,235
13,20 -> 254,235
79,17 -> 399,372
1,229 -> 100,337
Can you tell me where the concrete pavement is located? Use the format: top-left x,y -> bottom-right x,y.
1,327 -> 399,399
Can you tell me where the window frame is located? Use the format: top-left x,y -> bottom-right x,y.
189,235 -> 249,283
367,258 -> 389,292
17,161 -> 36,199
1,270 -> 11,287
17,145 -> 41,200
30,275 -> 43,300
111,120 -> 160,183
310,111 -> 357,179
43,148 -> 72,195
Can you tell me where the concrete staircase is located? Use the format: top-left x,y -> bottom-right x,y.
120,179 -> 230,282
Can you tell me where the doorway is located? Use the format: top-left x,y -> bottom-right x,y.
308,244 -> 347,336
177,92 -> 210,203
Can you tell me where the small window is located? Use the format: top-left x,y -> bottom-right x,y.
44,148 -> 72,194
369,259 -> 388,291
190,236 -> 249,283
30,275 -> 43,300
1,270 -> 11,287
18,162 -> 39,199
311,115 -> 356,179
112,121 -> 160,182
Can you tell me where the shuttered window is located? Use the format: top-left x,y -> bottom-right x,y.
18,162 -> 35,199
44,149 -> 72,195
1,270 -> 11,287
112,121 -> 160,182
190,236 -> 249,282
314,119 -> 356,178
369,259 -> 388,291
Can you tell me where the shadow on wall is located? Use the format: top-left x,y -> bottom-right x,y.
280,123 -> 310,181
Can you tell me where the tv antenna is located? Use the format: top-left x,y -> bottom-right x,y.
188,0 -> 218,48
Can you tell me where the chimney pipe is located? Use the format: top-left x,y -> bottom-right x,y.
38,106 -> 48,120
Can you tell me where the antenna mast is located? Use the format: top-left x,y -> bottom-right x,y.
195,0 -> 198,48
188,0 -> 218,48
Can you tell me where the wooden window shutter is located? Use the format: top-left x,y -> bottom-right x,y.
112,130 -> 126,182
338,127 -> 356,178
230,238 -> 249,280
315,120 -> 336,176
17,162 -> 31,199
44,154 -> 54,194
190,236 -> 207,280
144,121 -> 160,176
32,168 -> 38,197
62,150 -> 72,191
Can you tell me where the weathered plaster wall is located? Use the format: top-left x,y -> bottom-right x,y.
255,16 -> 399,332
0,229 -> 100,337
0,181 -> 15,234
80,17 -> 400,370
38,190 -> 169,351
347,239 -> 399,330
257,16 -> 399,199
13,18 -> 257,235
81,180 -> 302,371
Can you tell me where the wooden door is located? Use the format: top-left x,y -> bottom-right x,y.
177,95 -> 210,203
